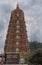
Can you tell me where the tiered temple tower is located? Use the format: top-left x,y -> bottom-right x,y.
4,4 -> 30,64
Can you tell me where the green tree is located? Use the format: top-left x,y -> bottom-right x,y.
25,48 -> 42,65
30,41 -> 42,51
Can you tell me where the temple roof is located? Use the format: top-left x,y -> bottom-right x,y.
12,3 -> 24,14
0,54 -> 5,57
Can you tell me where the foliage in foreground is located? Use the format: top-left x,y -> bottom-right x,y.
25,48 -> 42,65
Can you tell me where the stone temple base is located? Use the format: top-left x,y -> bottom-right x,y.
4,53 -> 20,64
0,53 -> 25,64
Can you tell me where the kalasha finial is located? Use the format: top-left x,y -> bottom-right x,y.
17,3 -> 19,9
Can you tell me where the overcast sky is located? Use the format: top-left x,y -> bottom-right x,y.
0,0 -> 42,53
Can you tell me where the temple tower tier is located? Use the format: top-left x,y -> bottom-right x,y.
4,4 -> 30,64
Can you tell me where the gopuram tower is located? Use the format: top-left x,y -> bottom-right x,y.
4,4 -> 30,64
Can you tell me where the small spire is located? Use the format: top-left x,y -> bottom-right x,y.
17,3 -> 19,9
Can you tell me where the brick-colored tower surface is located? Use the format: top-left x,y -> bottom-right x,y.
4,4 -> 30,63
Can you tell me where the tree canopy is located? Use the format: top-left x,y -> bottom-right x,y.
30,41 -> 42,51
25,48 -> 42,65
